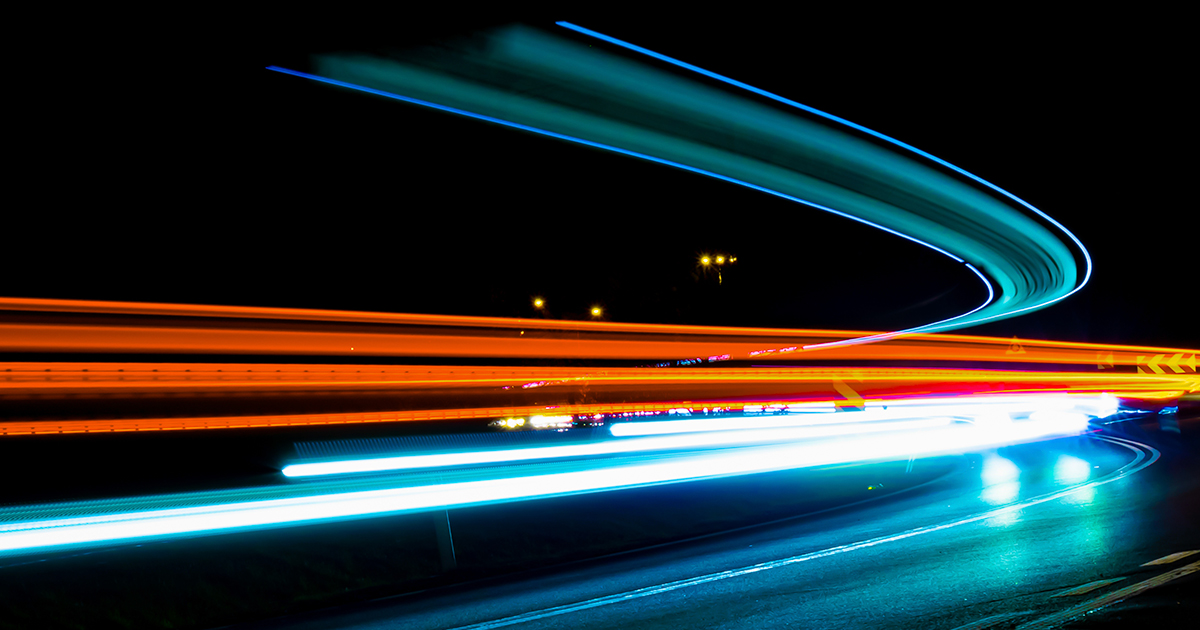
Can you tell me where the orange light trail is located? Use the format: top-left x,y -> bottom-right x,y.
1,297 -> 1195,366
1,366 -> 1194,435
1,298 -> 1196,436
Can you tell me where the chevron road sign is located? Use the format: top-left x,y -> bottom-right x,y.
832,377 -> 865,411
1137,353 -> 1197,374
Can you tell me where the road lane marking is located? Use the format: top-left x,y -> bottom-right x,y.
949,610 -> 1034,629
1141,550 -> 1200,566
1016,559 -> 1200,629
446,436 -> 1157,630
1050,577 -> 1126,597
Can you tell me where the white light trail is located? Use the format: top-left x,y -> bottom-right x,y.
2,414 -> 1090,555
283,417 -> 952,477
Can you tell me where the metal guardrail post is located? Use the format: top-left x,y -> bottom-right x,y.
434,510 -> 457,572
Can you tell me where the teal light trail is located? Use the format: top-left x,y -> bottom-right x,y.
271,24 -> 1087,339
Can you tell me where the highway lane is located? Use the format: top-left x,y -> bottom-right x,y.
240,422 -> 1199,630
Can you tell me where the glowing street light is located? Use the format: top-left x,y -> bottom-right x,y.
698,252 -> 736,284
590,306 -> 602,318
532,297 -> 545,309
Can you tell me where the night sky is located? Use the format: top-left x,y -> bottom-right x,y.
8,10 -> 1194,347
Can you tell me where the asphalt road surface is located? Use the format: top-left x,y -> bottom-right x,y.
239,418 -> 1199,630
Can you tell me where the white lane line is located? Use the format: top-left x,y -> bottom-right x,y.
1016,559 -> 1200,629
949,610 -> 1035,630
447,436 -> 1157,630
1050,577 -> 1126,597
1141,550 -> 1200,566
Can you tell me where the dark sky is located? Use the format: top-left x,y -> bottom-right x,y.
7,10 -> 1194,347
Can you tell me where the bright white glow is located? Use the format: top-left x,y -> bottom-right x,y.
284,417 -> 953,477
611,394 -> 1104,437
789,402 -> 838,413
2,416 -> 1092,555
610,414 -> 884,436
980,453 -> 1021,506
1053,455 -> 1092,485
1096,393 -> 1120,418
1029,411 -> 1089,429
529,415 -> 572,428
973,413 -> 1013,428
981,453 -> 1020,485
290,395 -> 1105,479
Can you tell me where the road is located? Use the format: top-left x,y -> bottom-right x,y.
240,420 -> 1199,630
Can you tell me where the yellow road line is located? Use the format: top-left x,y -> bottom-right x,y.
1050,577 -> 1125,597
949,611 -> 1034,630
1141,549 -> 1200,566
1017,560 -> 1200,629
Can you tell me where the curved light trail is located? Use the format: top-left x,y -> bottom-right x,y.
266,63 -> 988,344
555,21 -> 1094,339
266,22 -> 1087,343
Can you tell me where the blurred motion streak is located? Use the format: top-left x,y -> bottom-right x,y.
1,298 -> 1192,365
1,298 -> 1197,436
0,411 -> 1094,555
265,21 -> 1095,347
1,296 -> 1195,557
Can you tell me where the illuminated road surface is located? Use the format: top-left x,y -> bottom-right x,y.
235,424 -> 1200,630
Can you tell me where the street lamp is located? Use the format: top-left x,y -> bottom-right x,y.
698,253 -> 736,284
590,306 -> 602,318
532,297 -> 545,309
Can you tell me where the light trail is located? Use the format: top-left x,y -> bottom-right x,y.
1,367 -> 1194,435
280,393 -> 1115,477
271,61 -> 994,343
2,298 -> 1196,364
281,417 -> 954,477
266,64 -> 970,271
610,394 -> 1117,436
271,23 -> 1089,344
0,412 -> 1091,556
555,21 -> 1092,345
2,299 -> 1195,436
